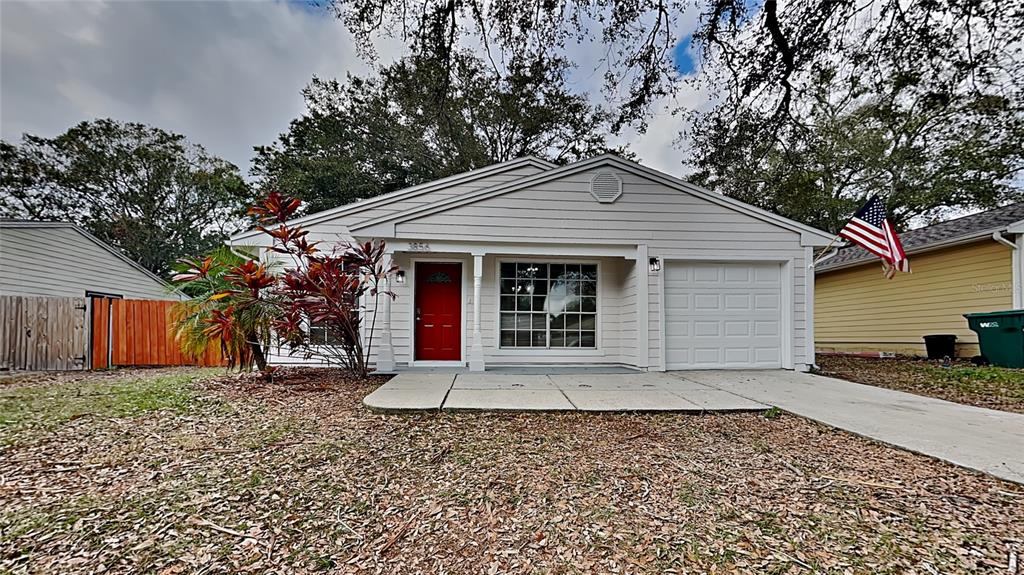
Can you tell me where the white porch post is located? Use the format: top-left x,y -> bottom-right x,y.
375,252 -> 396,372
636,244 -> 650,370
469,253 -> 486,371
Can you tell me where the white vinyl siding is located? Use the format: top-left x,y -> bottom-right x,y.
389,167 -> 809,368
251,162 -> 813,370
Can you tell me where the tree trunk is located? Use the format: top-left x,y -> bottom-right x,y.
250,341 -> 268,371
244,329 -> 268,371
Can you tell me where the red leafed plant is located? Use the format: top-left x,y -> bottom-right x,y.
171,191 -> 396,376
248,191 -> 397,376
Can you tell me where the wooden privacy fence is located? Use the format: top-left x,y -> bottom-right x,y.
1,295 -> 88,371
92,298 -> 225,369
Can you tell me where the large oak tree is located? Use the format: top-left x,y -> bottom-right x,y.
252,52 -> 620,214
1,119 -> 253,276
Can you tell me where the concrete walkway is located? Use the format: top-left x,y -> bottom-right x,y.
363,371 -> 767,413
680,370 -> 1024,485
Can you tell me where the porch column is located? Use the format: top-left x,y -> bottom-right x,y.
469,253 -> 486,371
375,252 -> 396,372
636,243 -> 650,370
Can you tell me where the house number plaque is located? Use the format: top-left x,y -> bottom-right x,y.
408,242 -> 431,252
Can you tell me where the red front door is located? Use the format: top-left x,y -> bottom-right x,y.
415,262 -> 462,361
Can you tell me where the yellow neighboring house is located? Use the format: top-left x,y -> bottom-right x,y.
815,203 -> 1024,358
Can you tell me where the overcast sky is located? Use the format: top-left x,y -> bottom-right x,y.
0,0 -> 707,177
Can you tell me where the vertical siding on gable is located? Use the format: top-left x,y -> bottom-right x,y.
0,227 -> 174,300
815,240 -> 1012,357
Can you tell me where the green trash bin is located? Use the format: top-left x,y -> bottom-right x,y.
964,310 -> 1024,368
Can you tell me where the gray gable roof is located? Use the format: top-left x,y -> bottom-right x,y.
817,203 -> 1024,271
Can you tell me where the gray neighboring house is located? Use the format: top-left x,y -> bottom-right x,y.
0,220 -> 175,300
232,154 -> 835,372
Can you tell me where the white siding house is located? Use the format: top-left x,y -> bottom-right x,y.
0,221 -> 175,300
230,154 -> 833,372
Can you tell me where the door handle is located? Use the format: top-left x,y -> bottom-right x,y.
416,307 -> 421,322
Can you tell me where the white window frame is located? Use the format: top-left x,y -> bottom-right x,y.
494,258 -> 603,353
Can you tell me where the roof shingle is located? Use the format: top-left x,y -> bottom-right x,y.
817,203 -> 1024,271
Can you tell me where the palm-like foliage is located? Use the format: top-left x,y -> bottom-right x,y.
169,247 -> 278,370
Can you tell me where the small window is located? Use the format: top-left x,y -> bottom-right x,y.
499,262 -> 598,348
309,319 -> 343,346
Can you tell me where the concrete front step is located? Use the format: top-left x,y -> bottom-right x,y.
362,372 -> 768,413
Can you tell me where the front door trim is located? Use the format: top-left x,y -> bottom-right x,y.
409,256 -> 468,366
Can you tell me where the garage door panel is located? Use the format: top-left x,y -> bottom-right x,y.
693,265 -> 720,282
694,321 -> 720,336
755,265 -> 781,283
754,320 -> 779,336
664,261 -> 783,370
723,266 -> 751,282
723,321 -> 750,336
724,347 -> 751,364
723,294 -> 751,311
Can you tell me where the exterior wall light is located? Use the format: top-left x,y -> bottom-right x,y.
649,257 -> 661,273
395,270 -> 406,285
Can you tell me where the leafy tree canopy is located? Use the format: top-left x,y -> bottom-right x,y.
1,119 -> 253,276
330,0 -> 1022,134
252,52 -> 621,214
689,68 -> 1024,233
331,0 -> 1023,228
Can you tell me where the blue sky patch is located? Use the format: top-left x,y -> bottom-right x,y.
673,35 -> 696,75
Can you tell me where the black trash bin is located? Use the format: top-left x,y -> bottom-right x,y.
922,334 -> 957,360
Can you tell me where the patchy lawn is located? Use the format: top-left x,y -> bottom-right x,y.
817,354 -> 1024,414
1,368 -> 1022,574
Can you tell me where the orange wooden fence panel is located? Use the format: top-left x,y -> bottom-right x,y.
91,297 -> 110,369
90,298 -> 226,368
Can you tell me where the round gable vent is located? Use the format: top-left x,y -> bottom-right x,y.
590,171 -> 623,203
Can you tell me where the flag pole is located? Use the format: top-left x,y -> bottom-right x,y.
808,235 -> 843,268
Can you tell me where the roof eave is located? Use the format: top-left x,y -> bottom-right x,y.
228,156 -> 556,243
349,154 -> 836,243
815,229 -> 1005,273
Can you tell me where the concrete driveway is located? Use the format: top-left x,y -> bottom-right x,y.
681,370 -> 1024,485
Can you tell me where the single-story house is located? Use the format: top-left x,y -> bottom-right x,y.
815,203 -> 1024,357
0,220 -> 175,300
231,154 -> 835,372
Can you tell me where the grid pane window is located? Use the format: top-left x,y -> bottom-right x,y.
499,262 -> 597,348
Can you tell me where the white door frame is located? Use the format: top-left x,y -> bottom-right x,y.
408,255 -> 469,367
657,256 -> 795,371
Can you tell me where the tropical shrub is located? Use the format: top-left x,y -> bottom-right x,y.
249,192 -> 396,377
169,247 -> 277,371
170,192 -> 396,377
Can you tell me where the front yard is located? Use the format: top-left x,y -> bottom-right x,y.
2,368 -> 1022,574
817,354 -> 1024,414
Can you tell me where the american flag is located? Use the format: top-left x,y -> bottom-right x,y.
839,196 -> 911,275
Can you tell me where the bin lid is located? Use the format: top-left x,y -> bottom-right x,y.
963,309 -> 1024,319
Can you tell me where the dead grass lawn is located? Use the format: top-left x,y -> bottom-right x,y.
1,367 -> 1022,574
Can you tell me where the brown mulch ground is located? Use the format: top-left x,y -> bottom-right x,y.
2,367 -> 1023,574
817,354 -> 1024,414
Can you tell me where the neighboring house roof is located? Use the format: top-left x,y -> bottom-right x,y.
0,219 -> 175,294
349,153 -> 837,245
817,203 -> 1024,272
229,155 -> 556,243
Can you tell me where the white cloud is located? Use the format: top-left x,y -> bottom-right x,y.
1,0 -> 397,174
1,0 -> 705,178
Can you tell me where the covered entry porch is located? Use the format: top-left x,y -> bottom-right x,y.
370,239 -> 651,373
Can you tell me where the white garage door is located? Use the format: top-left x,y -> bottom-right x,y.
664,261 -> 783,369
